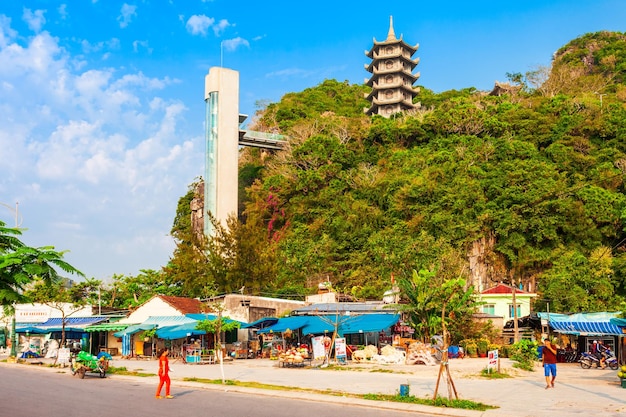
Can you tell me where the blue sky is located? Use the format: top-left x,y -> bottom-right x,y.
1,1 -> 625,282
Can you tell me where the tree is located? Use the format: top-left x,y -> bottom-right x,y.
0,220 -> 84,356
25,280 -> 89,351
194,287 -> 241,379
1,222 -> 84,306
395,269 -> 477,343
104,270 -> 172,309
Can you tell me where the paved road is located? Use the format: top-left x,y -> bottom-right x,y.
1,354 -> 624,416
0,365 -> 426,417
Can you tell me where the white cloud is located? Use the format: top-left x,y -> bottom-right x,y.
186,14 -> 214,36
81,38 -> 120,54
0,16 -> 18,48
0,31 -> 64,77
22,8 -> 46,33
58,4 -> 68,20
212,19 -> 231,36
222,37 -> 249,52
118,4 -> 137,28
132,39 -> 152,54
0,15 -> 202,279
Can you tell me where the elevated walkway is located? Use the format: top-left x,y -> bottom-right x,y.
238,130 -> 287,150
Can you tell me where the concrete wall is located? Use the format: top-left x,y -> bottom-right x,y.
221,294 -> 305,323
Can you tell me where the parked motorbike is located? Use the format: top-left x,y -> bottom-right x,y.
604,348 -> 619,370
579,350 -> 619,370
579,351 -> 601,369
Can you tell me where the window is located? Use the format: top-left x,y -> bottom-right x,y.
508,304 -> 521,318
386,46 -> 394,55
385,60 -> 394,69
482,304 -> 495,315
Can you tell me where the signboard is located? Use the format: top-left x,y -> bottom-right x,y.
311,336 -> 326,360
487,349 -> 498,372
335,337 -> 347,364
58,347 -> 70,365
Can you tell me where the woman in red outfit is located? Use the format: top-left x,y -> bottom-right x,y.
155,348 -> 173,399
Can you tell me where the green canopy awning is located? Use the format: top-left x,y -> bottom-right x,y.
84,323 -> 130,333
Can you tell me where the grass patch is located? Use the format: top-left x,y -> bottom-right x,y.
369,367 -> 411,374
363,393 -> 497,411
181,377 -> 497,411
480,368 -> 512,379
106,366 -> 155,377
183,378 -> 336,395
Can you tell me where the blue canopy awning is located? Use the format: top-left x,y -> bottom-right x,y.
156,322 -> 207,340
15,325 -> 51,334
113,323 -> 156,338
156,316 -> 242,340
257,316 -> 312,334
242,317 -> 278,329
610,317 -> 626,329
299,316 -> 337,335
257,313 -> 400,336
341,313 -> 400,334
113,316 -> 197,337
540,312 -> 624,336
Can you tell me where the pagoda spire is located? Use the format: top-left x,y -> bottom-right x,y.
386,15 -> 396,41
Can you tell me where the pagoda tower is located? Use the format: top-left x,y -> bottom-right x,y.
364,16 -> 420,117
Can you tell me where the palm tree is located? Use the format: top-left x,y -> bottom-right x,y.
0,220 -> 84,356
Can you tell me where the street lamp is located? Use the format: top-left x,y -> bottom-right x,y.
1,201 -> 23,358
594,92 -> 606,110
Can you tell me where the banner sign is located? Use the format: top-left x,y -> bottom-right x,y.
311,336 -> 326,360
335,337 -> 347,363
488,349 -> 498,371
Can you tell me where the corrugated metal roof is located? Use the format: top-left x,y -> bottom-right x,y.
291,302 -> 393,315
143,315 -> 196,326
39,317 -> 108,327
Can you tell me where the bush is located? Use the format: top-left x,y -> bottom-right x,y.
477,338 -> 490,355
509,339 -> 538,371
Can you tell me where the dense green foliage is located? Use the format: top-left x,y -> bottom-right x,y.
0,220 -> 84,308
163,31 -> 626,315
509,339 -> 539,371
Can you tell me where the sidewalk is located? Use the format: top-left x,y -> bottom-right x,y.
2,353 -> 624,416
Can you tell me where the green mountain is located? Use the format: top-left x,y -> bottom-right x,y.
172,32 -> 626,314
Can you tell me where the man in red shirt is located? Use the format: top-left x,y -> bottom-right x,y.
542,338 -> 557,389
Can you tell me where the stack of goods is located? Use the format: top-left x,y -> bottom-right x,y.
351,345 -> 379,363
405,342 -> 437,365
278,346 -> 309,365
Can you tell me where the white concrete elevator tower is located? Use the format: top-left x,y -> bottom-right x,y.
204,67 -> 240,238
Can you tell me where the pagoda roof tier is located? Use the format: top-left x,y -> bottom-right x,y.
366,39 -> 418,57
365,50 -> 419,65
365,101 -> 415,116
365,69 -> 420,84
364,84 -> 417,100
369,96 -> 416,107
364,55 -> 419,73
